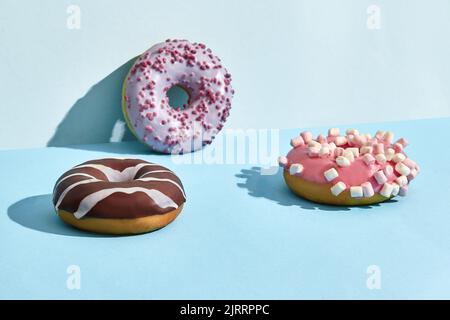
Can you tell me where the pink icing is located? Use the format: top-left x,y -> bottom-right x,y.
124,39 -> 234,154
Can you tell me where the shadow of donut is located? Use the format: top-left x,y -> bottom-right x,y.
7,194 -> 115,237
46,58 -> 138,150
236,167 -> 396,212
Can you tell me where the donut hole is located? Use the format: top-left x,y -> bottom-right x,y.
167,85 -> 190,110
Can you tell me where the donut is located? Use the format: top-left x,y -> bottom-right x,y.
52,158 -> 186,234
279,128 -> 420,206
122,39 -> 234,154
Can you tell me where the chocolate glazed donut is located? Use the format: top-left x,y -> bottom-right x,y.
52,158 -> 186,235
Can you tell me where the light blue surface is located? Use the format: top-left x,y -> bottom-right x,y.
1,0 -> 450,149
1,118 -> 449,299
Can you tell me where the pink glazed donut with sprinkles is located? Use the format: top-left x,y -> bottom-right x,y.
279,128 -> 420,206
122,39 -> 234,154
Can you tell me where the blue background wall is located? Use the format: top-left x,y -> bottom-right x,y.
1,0 -> 449,150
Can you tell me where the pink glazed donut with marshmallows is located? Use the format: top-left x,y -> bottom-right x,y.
279,128 -> 420,206
122,39 -> 234,154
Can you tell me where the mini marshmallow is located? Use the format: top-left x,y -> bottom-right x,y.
380,183 -> 394,198
399,185 -> 408,197
334,147 -> 344,157
324,168 -> 339,182
384,164 -> 393,177
395,175 -> 408,187
334,136 -> 347,146
328,142 -> 337,151
328,128 -> 340,137
346,147 -> 360,158
308,146 -> 320,158
317,134 -> 327,144
374,170 -> 388,184
343,149 -> 355,162
361,182 -> 375,197
385,148 -> 395,161
396,138 -> 408,148
290,136 -> 305,148
360,146 -> 373,155
395,162 -> 411,176
308,140 -> 322,148
373,143 -> 385,154
362,153 -> 375,165
346,134 -> 355,146
330,181 -> 346,196
350,186 -> 363,198
392,153 -> 406,163
346,128 -> 359,135
319,146 -> 330,157
336,156 -> 351,167
301,131 -> 313,143
403,158 -> 417,169
391,183 -> 400,196
407,168 -> 418,181
383,131 -> 394,143
375,153 -> 387,164
363,141 -> 374,147
375,130 -> 385,140
353,135 -> 367,146
393,143 -> 403,153
278,156 -> 288,167
289,163 -> 304,176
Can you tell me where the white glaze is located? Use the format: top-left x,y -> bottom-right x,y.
137,177 -> 186,199
55,178 -> 100,209
139,170 -> 174,178
54,173 -> 97,190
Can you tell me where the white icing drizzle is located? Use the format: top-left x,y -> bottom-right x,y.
73,163 -> 158,182
139,170 -> 173,178
136,177 -> 186,199
54,173 -> 97,191
55,178 -> 100,209
73,187 -> 178,219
